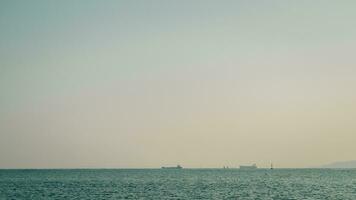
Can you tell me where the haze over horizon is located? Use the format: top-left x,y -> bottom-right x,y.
1,1 -> 356,169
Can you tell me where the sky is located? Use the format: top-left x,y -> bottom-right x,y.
1,0 -> 356,168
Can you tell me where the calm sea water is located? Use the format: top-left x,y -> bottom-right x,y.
0,169 -> 355,199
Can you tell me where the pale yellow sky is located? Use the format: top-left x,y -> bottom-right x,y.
1,1 -> 356,168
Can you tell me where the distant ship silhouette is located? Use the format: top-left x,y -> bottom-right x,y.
239,164 -> 257,170
161,165 -> 182,169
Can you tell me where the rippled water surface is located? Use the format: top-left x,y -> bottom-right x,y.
1,169 -> 356,199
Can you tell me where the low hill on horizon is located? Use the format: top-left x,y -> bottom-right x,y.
321,160 -> 356,168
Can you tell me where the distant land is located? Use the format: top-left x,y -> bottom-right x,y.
320,160 -> 356,168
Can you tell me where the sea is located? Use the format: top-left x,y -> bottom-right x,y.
0,169 -> 355,199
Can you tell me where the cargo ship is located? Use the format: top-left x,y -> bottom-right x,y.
161,165 -> 182,169
239,164 -> 257,170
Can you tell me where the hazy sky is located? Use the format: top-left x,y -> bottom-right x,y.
1,0 -> 356,168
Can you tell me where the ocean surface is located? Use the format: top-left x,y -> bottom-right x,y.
1,169 -> 355,199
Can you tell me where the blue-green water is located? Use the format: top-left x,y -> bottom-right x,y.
1,169 -> 355,199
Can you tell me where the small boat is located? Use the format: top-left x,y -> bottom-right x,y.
239,164 -> 257,170
161,165 -> 182,169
